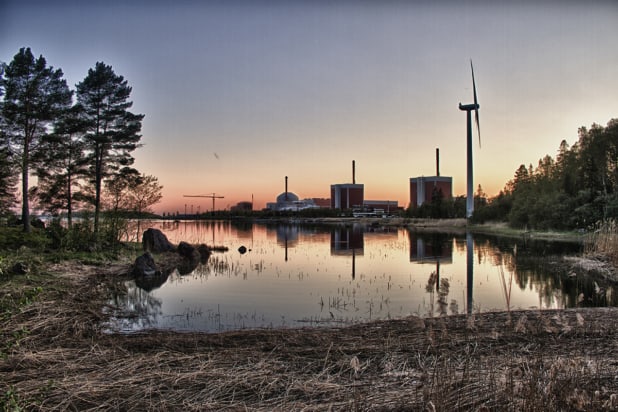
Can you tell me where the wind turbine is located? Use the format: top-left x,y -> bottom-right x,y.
459,60 -> 481,219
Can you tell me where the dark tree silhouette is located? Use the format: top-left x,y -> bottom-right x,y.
76,62 -> 144,235
1,47 -> 72,231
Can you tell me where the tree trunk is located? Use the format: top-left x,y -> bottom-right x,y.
22,141 -> 31,233
67,174 -> 73,229
94,145 -> 102,236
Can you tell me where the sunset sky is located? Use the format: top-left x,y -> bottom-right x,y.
2,1 -> 618,213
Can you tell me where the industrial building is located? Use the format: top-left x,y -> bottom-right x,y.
409,149 -> 453,207
331,160 -> 364,210
266,176 -> 322,211
362,200 -> 399,215
331,184 -> 364,210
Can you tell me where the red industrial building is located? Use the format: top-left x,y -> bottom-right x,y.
331,184 -> 364,210
410,148 -> 453,207
331,160 -> 364,210
409,176 -> 453,207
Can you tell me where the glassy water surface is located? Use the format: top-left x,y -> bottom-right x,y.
108,220 -> 613,333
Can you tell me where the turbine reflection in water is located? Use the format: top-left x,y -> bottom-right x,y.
105,221 -> 610,334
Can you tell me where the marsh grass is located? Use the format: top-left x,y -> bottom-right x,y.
2,259 -> 618,411
586,219 -> 618,268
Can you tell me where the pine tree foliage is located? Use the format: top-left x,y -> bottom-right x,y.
76,62 -> 144,234
0,62 -> 18,214
1,47 -> 72,231
33,103 -> 89,227
476,119 -> 618,229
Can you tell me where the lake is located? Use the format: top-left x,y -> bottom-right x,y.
107,220 -> 614,333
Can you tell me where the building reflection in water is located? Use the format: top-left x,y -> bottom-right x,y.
330,224 -> 364,279
408,230 -> 476,314
275,225 -> 300,262
408,231 -> 453,288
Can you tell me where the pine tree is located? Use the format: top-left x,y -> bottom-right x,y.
34,103 -> 88,227
1,47 -> 72,232
0,62 -> 17,214
76,62 -> 144,235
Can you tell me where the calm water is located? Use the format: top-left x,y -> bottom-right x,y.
107,220 -> 614,333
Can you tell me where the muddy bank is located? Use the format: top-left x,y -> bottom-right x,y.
2,261 -> 618,411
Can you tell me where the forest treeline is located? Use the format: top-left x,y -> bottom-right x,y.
0,47 -> 162,243
2,47 -> 617,235
409,118 -> 618,230
476,119 -> 618,229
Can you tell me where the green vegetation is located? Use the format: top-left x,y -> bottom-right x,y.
1,47 -> 73,233
474,119 -> 618,230
402,118 -> 618,231
1,47 -> 162,242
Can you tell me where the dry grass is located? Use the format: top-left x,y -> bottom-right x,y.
586,219 -> 618,268
2,263 -> 618,411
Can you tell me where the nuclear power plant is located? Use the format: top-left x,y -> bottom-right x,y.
409,148 -> 453,207
263,152 -> 453,214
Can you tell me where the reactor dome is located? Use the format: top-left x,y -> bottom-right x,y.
276,192 -> 299,203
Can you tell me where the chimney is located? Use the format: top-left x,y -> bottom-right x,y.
352,160 -> 356,184
285,176 -> 288,200
436,148 -> 440,177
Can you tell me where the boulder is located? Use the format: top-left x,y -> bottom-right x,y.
135,271 -> 169,292
238,245 -> 247,254
132,252 -> 159,277
197,244 -> 212,263
31,218 -> 45,229
177,241 -> 201,275
11,262 -> 29,275
178,241 -> 197,259
142,228 -> 175,253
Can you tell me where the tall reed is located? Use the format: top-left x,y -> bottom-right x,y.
586,219 -> 618,266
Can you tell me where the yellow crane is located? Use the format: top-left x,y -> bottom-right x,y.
183,193 -> 224,213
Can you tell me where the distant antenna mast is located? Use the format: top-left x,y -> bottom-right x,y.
352,160 -> 356,184
436,148 -> 440,177
458,60 -> 481,219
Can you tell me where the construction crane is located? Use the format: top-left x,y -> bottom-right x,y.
183,193 -> 224,213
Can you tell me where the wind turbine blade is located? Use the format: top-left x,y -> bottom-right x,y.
471,60 -> 481,147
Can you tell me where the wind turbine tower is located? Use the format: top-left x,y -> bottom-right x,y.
458,60 -> 481,219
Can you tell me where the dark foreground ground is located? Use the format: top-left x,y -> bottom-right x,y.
2,261 -> 618,411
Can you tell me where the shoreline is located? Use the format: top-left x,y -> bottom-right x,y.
154,215 -> 588,242
1,223 -> 616,410
2,258 -> 618,409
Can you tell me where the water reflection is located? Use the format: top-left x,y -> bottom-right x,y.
108,220 -> 616,333
331,225 -> 364,280
273,224 -> 299,261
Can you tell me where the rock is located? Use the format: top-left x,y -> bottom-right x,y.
11,262 -> 29,275
135,271 -> 169,292
177,242 -> 201,275
142,228 -> 175,253
238,245 -> 247,254
132,252 -> 159,277
197,244 -> 212,263
31,218 -> 45,229
177,241 -> 197,259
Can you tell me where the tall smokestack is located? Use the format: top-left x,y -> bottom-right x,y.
352,160 -> 356,184
436,148 -> 440,177
285,176 -> 288,200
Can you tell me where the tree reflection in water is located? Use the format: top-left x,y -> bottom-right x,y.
108,278 -> 164,332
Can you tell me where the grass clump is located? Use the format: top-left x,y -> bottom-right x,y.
586,219 -> 618,267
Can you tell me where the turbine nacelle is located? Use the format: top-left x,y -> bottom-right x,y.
458,102 -> 479,111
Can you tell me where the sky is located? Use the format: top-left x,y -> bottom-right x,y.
2,1 -> 618,214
